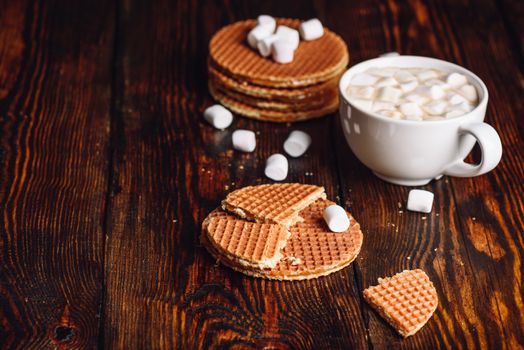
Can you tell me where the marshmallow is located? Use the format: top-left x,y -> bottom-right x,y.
257,34 -> 280,57
377,110 -> 402,119
405,93 -> 429,105
425,79 -> 449,90
257,15 -> 276,33
372,101 -> 396,112
394,70 -> 416,83
271,39 -> 294,64
275,25 -> 300,49
417,70 -> 438,81
350,73 -> 379,86
454,101 -> 474,113
265,153 -> 288,181
400,80 -> 418,93
415,85 -> 445,100
423,100 -> 448,115
376,86 -> 402,103
445,109 -> 466,118
446,72 -> 467,87
232,130 -> 256,152
350,98 -> 373,110
457,84 -> 478,102
400,102 -> 424,119
379,52 -> 400,58
348,86 -> 375,99
299,18 -> 324,41
447,92 -> 468,105
407,189 -> 434,213
247,25 -> 272,49
203,104 -> 233,129
284,130 -> 311,157
323,205 -> 350,232
376,77 -> 398,87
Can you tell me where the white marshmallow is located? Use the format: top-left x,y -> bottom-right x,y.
265,153 -> 288,181
232,130 -> 256,152
348,86 -> 375,99
446,72 -> 467,87
407,189 -> 434,213
379,52 -> 400,58
377,110 -> 402,119
417,70 -> 438,81
400,80 -> 418,93
455,101 -> 474,113
275,25 -> 300,49
376,86 -> 402,103
257,15 -> 276,33
367,67 -> 398,77
350,73 -> 379,86
415,85 -> 445,100
349,98 -> 373,110
323,205 -> 350,232
284,130 -> 311,157
457,84 -> 478,102
203,104 -> 233,129
257,34 -> 280,57
425,79 -> 450,90
423,100 -> 448,115
400,102 -> 424,119
405,93 -> 429,105
271,39 -> 294,64
299,18 -> 324,41
376,77 -> 398,87
447,92 -> 468,105
445,109 -> 465,118
372,101 -> 396,112
394,70 -> 416,83
247,25 -> 272,49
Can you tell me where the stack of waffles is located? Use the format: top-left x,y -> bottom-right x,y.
201,183 -> 363,280
208,19 -> 349,122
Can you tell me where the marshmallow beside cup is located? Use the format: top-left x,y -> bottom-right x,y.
265,153 -> 288,181
407,189 -> 434,213
323,205 -> 350,232
203,104 -> 233,129
232,130 -> 256,152
284,130 -> 311,157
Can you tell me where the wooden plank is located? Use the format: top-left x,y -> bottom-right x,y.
102,0 -> 368,348
0,0 -> 113,348
333,0 -> 524,348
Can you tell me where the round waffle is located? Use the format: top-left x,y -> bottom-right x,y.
209,82 -> 339,123
202,196 -> 363,280
209,19 -> 349,88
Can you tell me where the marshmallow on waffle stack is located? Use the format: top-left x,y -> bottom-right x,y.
201,184 -> 364,280
208,18 -> 349,122
363,269 -> 438,337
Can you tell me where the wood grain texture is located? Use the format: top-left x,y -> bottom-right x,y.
0,0 -> 113,348
0,0 -> 523,349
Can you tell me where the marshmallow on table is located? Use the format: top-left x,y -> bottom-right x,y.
284,130 -> 311,157
407,189 -> 434,213
257,15 -> 276,33
257,34 -> 280,57
271,39 -> 295,64
275,25 -> 300,49
232,129 -> 256,152
247,25 -> 272,49
299,18 -> 324,41
323,205 -> 350,232
376,86 -> 402,103
265,153 -> 288,181
203,104 -> 233,129
446,72 -> 467,87
400,102 -> 424,120
350,73 -> 379,86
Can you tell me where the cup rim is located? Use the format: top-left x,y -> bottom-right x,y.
338,55 -> 489,124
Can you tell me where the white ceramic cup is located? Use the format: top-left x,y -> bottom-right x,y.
339,55 -> 502,186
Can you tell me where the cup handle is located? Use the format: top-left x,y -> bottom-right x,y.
443,122 -> 502,177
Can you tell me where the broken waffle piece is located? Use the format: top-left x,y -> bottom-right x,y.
363,269 -> 438,337
221,183 -> 326,228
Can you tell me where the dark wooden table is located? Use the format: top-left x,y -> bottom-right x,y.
1,0 -> 523,348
